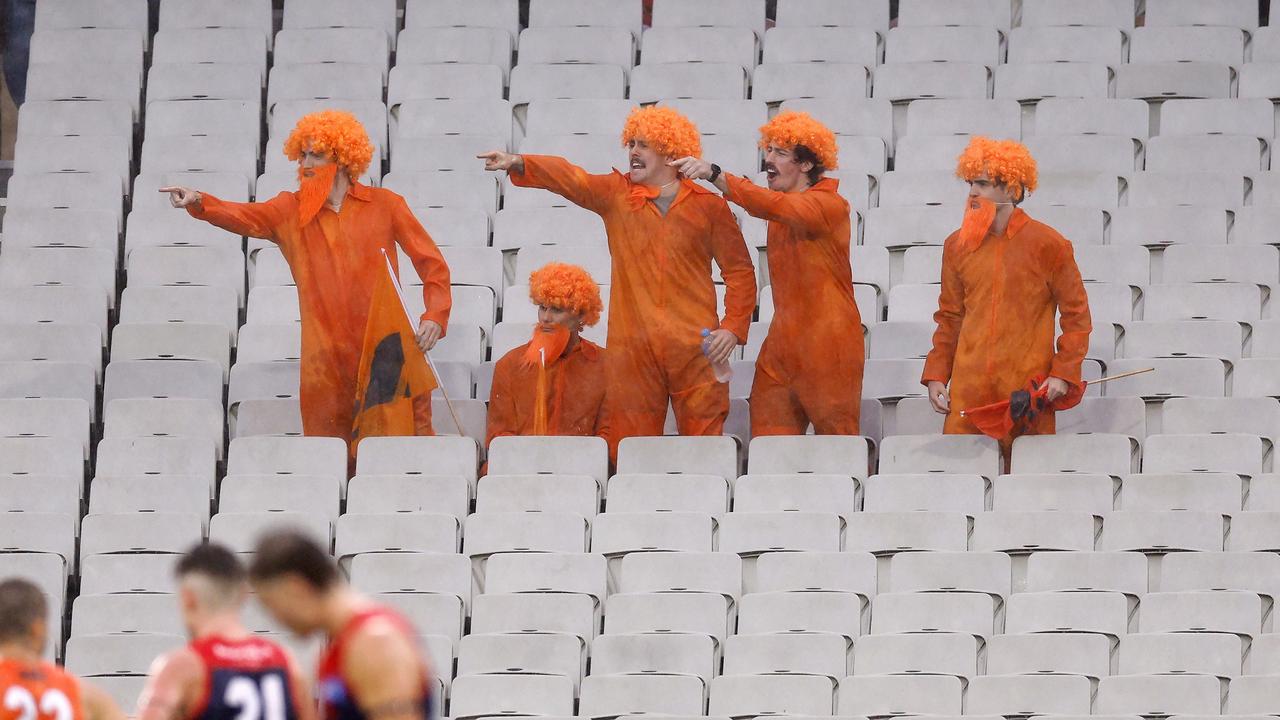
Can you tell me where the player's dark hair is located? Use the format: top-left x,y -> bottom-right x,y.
0,577 -> 47,643
176,542 -> 247,583
792,144 -> 826,185
248,530 -> 338,590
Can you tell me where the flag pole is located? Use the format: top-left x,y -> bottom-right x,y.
381,249 -> 465,437
1082,367 -> 1155,385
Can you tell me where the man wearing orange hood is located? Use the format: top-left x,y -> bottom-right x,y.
161,110 -> 452,450
487,262 -> 606,446
674,110 -> 863,436
479,107 -> 757,455
922,136 -> 1091,450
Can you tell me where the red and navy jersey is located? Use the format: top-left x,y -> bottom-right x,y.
188,636 -> 300,720
316,608 -> 433,720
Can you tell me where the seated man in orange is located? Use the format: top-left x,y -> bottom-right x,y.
478,106 -> 757,457
922,136 -> 1092,452
487,263 -> 606,447
673,110 -> 864,436
161,110 -> 452,451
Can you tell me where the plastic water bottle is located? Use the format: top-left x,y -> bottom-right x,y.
701,328 -> 733,384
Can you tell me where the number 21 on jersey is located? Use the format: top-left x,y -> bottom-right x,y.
223,675 -> 286,720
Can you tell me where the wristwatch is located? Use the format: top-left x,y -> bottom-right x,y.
708,163 -> 722,183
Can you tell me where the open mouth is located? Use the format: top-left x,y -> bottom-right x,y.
630,157 -> 645,170
765,167 -> 779,179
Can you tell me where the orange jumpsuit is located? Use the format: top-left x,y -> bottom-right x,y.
188,181 -> 452,445
509,156 -> 757,452
922,208 -> 1092,442
0,658 -> 84,720
723,174 -> 864,436
486,338 -> 607,446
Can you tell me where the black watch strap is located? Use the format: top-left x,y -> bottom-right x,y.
708,163 -> 722,183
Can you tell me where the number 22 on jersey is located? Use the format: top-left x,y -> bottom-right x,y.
5,686 -> 73,720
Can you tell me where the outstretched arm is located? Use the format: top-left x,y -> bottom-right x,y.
136,649 -> 203,720
478,151 -> 618,214
670,157 -> 835,232
160,186 -> 293,243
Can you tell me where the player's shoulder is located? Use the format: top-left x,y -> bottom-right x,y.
149,644 -> 207,683
343,610 -> 419,667
350,607 -> 418,647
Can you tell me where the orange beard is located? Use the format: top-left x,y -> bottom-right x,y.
523,323 -> 572,368
957,195 -> 998,253
297,163 -> 339,225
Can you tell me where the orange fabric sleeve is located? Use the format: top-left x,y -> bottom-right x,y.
391,195 -> 452,332
709,198 -> 758,343
1048,243 -> 1092,386
922,236 -> 966,385
508,154 -> 619,214
186,191 -> 294,242
485,357 -> 517,448
723,173 -> 831,233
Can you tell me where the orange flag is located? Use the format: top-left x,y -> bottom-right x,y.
351,258 -> 437,449
960,373 -> 1087,440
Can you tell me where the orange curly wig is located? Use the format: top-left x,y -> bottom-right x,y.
529,262 -> 604,327
283,109 -> 375,179
759,110 -> 839,170
620,106 -> 701,160
955,136 -> 1038,200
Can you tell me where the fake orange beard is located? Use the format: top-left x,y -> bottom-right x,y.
297,163 -> 339,225
957,195 -> 998,253
523,323 -> 572,368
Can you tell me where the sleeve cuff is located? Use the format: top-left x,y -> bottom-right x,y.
920,360 -> 951,386
185,193 -> 215,219
721,173 -> 744,202
508,156 -> 536,187
720,322 -> 750,345
1049,363 -> 1084,386
420,311 -> 449,336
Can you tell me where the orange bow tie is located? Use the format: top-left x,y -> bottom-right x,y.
627,182 -> 663,211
